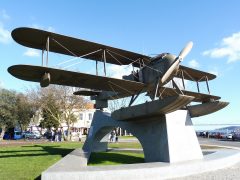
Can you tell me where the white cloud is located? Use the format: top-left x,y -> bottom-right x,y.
203,32 -> 240,63
209,70 -> 219,76
188,59 -> 200,68
209,67 -> 219,76
0,10 -> 11,44
0,9 -> 10,20
31,24 -> 55,32
0,24 -> 11,44
31,24 -> 41,29
0,79 -> 4,88
47,26 -> 55,32
108,65 -> 132,79
23,48 -> 40,57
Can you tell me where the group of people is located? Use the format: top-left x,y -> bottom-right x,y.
109,130 -> 118,143
49,129 -> 63,142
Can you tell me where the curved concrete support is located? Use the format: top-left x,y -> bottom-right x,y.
83,110 -> 203,163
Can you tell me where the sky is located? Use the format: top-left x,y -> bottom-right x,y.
0,0 -> 240,130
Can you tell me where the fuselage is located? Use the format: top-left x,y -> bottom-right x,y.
123,53 -> 177,85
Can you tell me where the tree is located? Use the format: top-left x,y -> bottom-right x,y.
27,85 -> 89,141
57,86 -> 88,141
39,94 -> 62,130
0,89 -> 37,140
28,86 -> 63,130
40,108 -> 61,130
0,89 -> 17,140
15,93 -> 35,131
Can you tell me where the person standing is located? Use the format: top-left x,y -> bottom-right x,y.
110,131 -> 114,142
51,130 -> 55,142
54,130 -> 58,142
58,130 -> 62,142
78,132 -> 82,142
113,130 -> 116,143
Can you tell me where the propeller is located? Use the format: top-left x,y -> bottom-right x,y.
178,41 -> 193,61
160,41 -> 193,84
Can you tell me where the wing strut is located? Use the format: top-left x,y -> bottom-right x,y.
128,89 -> 143,107
41,36 -> 50,67
154,77 -> 161,100
180,70 -> 186,90
96,60 -> 98,76
103,50 -> 107,76
172,79 -> 184,95
46,36 -> 49,66
206,76 -> 210,94
41,49 -> 44,66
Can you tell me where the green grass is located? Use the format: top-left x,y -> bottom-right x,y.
0,142 -> 83,180
200,145 -> 222,149
0,140 -> 216,179
0,141 -> 142,179
88,151 -> 144,165
108,142 -> 142,149
118,136 -> 137,139
88,142 -> 144,165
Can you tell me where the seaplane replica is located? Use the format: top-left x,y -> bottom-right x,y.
8,27 -> 229,163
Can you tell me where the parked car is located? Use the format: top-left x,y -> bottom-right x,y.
3,132 -> 11,140
232,133 -> 240,141
226,133 -> 233,140
13,131 -> 23,140
24,131 -> 41,139
209,132 -> 217,138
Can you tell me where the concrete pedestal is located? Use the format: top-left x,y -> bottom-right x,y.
41,148 -> 240,180
83,110 -> 203,163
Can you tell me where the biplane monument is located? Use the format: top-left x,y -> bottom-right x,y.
8,27 -> 228,163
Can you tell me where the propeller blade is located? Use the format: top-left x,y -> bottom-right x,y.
160,59 -> 180,84
160,41 -> 193,85
178,41 -> 193,60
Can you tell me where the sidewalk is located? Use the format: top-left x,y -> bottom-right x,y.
0,139 -> 49,147
174,161 -> 240,180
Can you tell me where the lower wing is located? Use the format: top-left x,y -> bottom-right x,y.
8,64 -> 147,96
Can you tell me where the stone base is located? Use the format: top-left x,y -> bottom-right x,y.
83,110 -> 203,163
41,148 -> 240,180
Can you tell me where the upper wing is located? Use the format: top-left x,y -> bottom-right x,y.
8,65 -> 146,96
12,27 -> 150,67
176,65 -> 216,81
